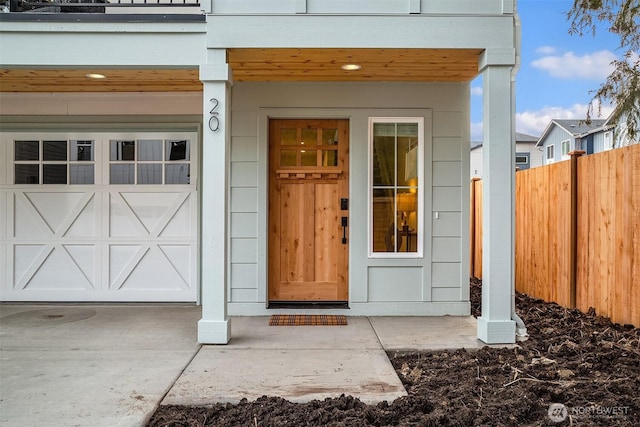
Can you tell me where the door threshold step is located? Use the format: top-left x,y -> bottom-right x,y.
268,301 -> 349,310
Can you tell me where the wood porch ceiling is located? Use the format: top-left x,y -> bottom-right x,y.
0,48 -> 482,92
228,48 -> 483,82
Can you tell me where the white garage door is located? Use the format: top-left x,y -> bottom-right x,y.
0,131 -> 199,302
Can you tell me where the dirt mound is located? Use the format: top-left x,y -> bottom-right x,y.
148,280 -> 640,426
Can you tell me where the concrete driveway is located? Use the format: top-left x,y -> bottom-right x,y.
1,305 -> 483,426
0,305 -> 201,427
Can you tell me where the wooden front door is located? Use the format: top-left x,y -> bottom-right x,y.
268,119 -> 349,302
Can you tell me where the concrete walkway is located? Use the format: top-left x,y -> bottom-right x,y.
0,305 -> 486,427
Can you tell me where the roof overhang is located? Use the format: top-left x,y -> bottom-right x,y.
0,47 -> 483,92
227,48 -> 483,83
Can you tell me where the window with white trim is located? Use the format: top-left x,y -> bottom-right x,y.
561,139 -> 571,160
14,139 -> 95,185
546,145 -> 555,164
369,118 -> 423,257
109,139 -> 190,185
603,131 -> 613,151
515,153 -> 530,170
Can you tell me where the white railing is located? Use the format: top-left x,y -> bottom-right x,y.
7,0 -> 200,13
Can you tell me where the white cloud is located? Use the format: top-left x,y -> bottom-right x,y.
531,50 -> 616,80
515,102 -> 615,137
471,86 -> 483,96
471,102 -> 615,141
471,121 -> 483,141
535,45 -> 558,55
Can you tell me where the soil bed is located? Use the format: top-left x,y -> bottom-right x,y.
148,280 -> 640,426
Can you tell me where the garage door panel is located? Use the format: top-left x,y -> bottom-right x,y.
110,191 -> 191,238
159,195 -> 193,238
14,192 -> 97,238
109,193 -> 152,237
14,244 -> 95,291
1,131 -> 198,302
13,244 -> 49,288
109,244 -> 191,291
13,193 -> 53,238
158,245 -> 192,285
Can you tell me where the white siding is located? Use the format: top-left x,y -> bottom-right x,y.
368,267 -> 423,302
470,142 -> 542,178
431,113 -> 465,302
0,22 -> 205,69
542,126 -> 573,163
470,147 -> 483,177
228,103 -> 260,303
0,93 -> 202,117
593,131 -> 610,153
515,142 -> 543,168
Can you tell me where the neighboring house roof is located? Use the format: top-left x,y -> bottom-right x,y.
470,132 -> 538,151
536,119 -> 607,147
515,132 -> 539,143
554,119 -> 606,135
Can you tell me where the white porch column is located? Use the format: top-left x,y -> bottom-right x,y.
198,52 -> 233,344
477,48 -> 516,344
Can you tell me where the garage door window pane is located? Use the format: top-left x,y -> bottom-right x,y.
71,141 -> 94,161
111,141 -> 135,161
71,165 -> 95,184
138,164 -> 162,184
108,138 -> 193,185
138,140 -> 163,161
165,164 -> 190,184
110,164 -> 135,184
15,164 -> 39,184
43,141 -> 67,161
15,141 -> 39,161
43,164 -> 67,184
167,140 -> 189,161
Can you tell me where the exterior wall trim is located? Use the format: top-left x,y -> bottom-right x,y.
206,15 -> 514,50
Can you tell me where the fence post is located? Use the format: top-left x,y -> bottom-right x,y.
568,150 -> 585,308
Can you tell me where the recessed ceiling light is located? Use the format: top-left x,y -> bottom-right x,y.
86,73 -> 106,79
341,64 -> 362,71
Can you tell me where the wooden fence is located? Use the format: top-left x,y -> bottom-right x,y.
469,177 -> 483,280
470,144 -> 640,327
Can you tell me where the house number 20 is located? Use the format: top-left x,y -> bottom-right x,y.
209,98 -> 220,132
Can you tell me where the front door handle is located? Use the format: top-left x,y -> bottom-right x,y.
341,216 -> 348,244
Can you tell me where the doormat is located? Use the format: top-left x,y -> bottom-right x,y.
269,314 -> 347,326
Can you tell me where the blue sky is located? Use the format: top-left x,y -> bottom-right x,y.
470,0 -> 620,141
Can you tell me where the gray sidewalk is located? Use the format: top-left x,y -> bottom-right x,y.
0,305 -> 484,427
